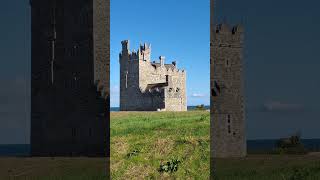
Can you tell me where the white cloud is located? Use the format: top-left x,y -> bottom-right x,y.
110,85 -> 119,94
263,101 -> 304,112
191,93 -> 205,97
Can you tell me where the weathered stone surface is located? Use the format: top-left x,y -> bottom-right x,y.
211,23 -> 246,157
30,0 -> 109,157
119,40 -> 187,111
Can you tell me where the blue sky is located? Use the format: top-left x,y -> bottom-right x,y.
0,1 -> 30,144
214,0 -> 320,139
110,0 -> 210,107
1,0 -> 320,144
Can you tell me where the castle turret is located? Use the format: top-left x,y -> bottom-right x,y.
31,0 -> 109,157
159,56 -> 165,67
119,40 -> 132,111
121,40 -> 129,52
138,42 -> 151,61
119,40 -> 130,78
212,23 -> 246,158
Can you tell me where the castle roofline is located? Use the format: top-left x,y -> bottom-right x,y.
215,23 -> 244,34
151,62 -> 176,70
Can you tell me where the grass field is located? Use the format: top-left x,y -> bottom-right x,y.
0,157 -> 108,180
214,153 -> 320,180
110,111 -> 210,179
1,111 -> 319,179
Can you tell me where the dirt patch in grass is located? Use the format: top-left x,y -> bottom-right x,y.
111,137 -> 129,155
110,159 -> 124,174
153,138 -> 174,156
122,164 -> 154,179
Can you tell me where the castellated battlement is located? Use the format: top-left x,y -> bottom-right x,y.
213,23 -> 244,46
119,40 -> 187,111
215,23 -> 244,34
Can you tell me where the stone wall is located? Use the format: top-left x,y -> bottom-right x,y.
211,23 -> 246,157
30,0 -> 109,157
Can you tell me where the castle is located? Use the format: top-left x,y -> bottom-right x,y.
211,23 -> 247,157
30,0 -> 109,156
119,40 -> 187,111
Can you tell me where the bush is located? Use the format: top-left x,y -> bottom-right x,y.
274,134 -> 308,155
194,104 -> 206,111
158,158 -> 181,173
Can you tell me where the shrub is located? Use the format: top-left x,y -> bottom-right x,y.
274,134 -> 307,155
158,158 -> 181,173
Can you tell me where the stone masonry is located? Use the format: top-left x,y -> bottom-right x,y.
211,23 -> 247,157
30,0 -> 109,156
119,40 -> 187,111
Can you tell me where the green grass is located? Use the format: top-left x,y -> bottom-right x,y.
0,157 -> 108,180
2,111 -> 319,179
214,154 -> 320,180
110,111 -> 210,179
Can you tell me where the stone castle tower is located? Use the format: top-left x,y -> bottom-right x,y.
119,40 -> 187,111
211,23 -> 246,157
30,0 -> 109,156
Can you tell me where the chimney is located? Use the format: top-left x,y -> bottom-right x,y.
159,56 -> 165,66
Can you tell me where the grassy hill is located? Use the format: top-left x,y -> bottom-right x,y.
110,111 -> 210,179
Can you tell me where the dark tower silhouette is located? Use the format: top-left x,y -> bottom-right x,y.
30,0 -> 109,156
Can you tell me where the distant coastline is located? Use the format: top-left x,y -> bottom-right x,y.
1,139 -> 320,157
111,106 -> 210,112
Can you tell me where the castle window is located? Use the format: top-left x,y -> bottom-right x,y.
169,88 -> 173,92
227,114 -> 231,134
211,88 -> 217,97
125,71 -> 128,88
166,75 -> 169,83
176,88 -> 180,92
214,81 -> 220,94
226,59 -> 231,68
71,73 -> 80,89
69,44 -> 79,57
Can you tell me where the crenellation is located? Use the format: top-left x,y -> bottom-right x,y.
120,40 -> 187,111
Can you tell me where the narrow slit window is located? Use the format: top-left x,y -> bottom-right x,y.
125,71 -> 128,88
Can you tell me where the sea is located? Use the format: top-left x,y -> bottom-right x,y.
111,106 -> 210,112
1,139 -> 320,157
1,107 -> 318,156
